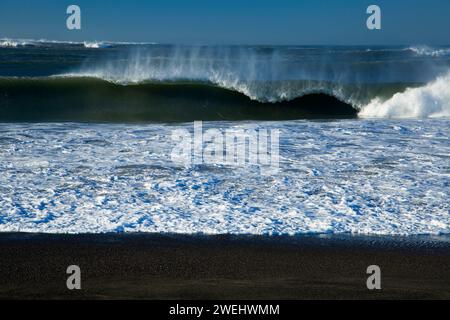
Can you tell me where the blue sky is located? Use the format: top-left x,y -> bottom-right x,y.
0,0 -> 449,45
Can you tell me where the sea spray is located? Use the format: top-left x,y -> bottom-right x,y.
2,42 -> 450,118
359,72 -> 450,118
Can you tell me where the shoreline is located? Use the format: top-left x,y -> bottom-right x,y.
0,232 -> 449,299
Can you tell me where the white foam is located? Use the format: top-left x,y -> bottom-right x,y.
359,72 -> 450,118
83,41 -> 114,49
0,39 -> 29,47
0,120 -> 448,236
0,38 -> 156,48
0,38 -> 73,47
408,46 -> 450,57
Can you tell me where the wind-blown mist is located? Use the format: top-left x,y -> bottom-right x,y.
68,44 -> 450,117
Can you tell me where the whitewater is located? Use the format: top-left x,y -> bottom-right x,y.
359,72 -> 450,118
0,120 -> 448,235
0,42 -> 449,236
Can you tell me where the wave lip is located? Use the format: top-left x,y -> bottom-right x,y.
359,72 -> 450,118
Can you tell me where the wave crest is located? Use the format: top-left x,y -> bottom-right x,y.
66,46 -> 415,107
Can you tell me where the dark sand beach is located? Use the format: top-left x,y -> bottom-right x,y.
0,233 -> 448,299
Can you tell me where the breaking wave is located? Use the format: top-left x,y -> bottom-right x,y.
359,72 -> 450,118
83,41 -> 112,49
1,41 -> 450,119
54,45 -> 448,119
0,73 -> 449,121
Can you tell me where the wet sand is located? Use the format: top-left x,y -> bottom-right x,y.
0,233 -> 448,299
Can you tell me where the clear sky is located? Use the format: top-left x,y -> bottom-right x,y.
0,0 -> 449,45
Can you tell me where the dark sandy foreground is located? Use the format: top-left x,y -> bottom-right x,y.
0,233 -> 448,299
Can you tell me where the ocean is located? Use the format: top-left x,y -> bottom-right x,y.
0,39 -> 449,235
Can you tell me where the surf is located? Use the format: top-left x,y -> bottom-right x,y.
1,43 -> 450,121
359,72 -> 450,118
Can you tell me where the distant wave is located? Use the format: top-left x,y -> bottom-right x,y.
365,46 -> 450,57
82,41 -> 157,48
2,38 -> 449,57
357,46 -> 450,57
0,38 -> 157,48
0,39 -> 31,47
407,46 -> 450,57
83,41 -> 112,49
63,46 -> 417,107
0,38 -> 79,47
50,72 -> 450,120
